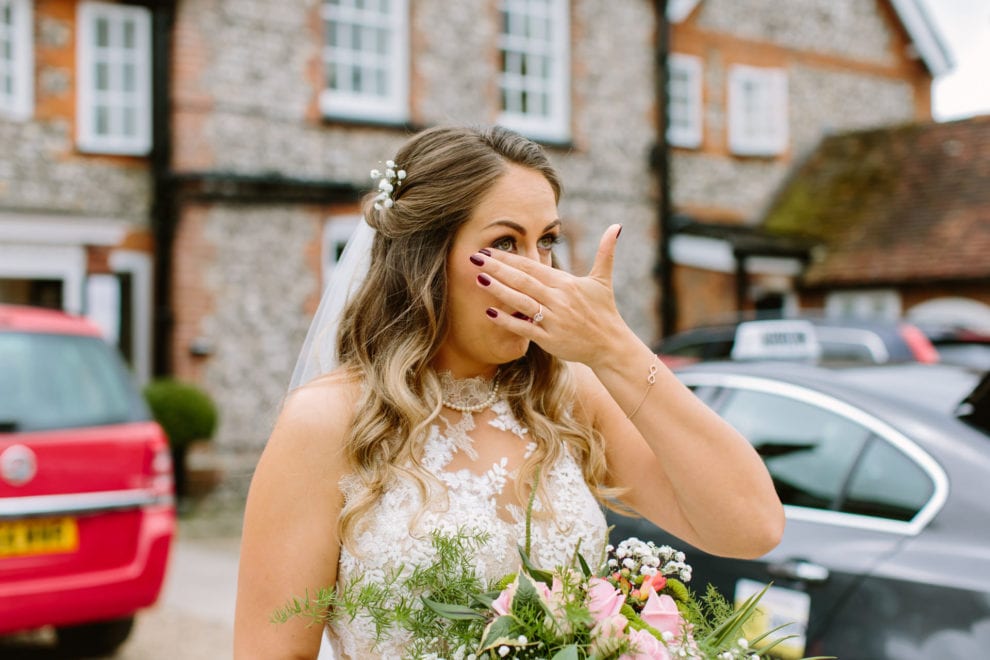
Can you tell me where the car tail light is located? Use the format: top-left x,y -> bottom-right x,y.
147,446 -> 175,504
899,323 -> 940,364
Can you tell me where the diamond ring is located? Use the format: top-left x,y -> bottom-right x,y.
532,304 -> 544,323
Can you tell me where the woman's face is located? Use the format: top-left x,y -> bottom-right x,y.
436,163 -> 560,377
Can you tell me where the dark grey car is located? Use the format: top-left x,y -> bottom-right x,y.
609,361 -> 990,659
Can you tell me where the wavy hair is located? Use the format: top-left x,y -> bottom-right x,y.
335,125 -> 616,552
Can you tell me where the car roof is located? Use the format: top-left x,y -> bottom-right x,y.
0,304 -> 102,337
678,360 -> 983,417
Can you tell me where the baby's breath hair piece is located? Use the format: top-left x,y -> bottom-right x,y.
370,160 -> 407,211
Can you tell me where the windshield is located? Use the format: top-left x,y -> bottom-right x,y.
0,331 -> 147,432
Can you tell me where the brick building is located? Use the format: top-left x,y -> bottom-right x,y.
1,0 -> 663,458
0,0 -> 156,383
0,0 -> 957,463
664,0 -> 952,330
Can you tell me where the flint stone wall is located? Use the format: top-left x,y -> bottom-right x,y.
673,0 -> 919,221
0,119 -> 151,224
173,0 -> 660,453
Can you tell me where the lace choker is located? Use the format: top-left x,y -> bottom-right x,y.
438,370 -> 501,413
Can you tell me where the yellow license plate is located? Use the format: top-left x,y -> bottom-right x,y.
0,517 -> 79,558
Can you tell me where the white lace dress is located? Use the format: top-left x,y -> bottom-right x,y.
322,398 -> 607,659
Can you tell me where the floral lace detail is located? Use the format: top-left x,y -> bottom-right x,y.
328,399 -> 607,659
488,399 -> 528,437
439,369 -> 499,410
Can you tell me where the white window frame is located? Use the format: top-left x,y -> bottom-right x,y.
76,1 -> 152,155
0,0 -> 33,121
667,53 -> 702,149
319,0 -> 409,124
727,64 -> 788,157
497,0 -> 570,143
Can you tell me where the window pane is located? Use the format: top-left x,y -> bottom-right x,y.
123,19 -> 135,49
95,61 -> 109,91
95,105 -> 110,135
95,17 -> 110,48
720,389 -> 872,509
123,105 -> 136,136
375,27 -> 388,54
374,67 -> 386,96
351,23 -> 362,50
842,439 -> 933,521
123,62 -> 136,92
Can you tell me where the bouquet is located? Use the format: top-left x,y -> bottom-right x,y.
275,527 -> 828,660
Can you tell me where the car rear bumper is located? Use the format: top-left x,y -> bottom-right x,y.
0,505 -> 175,633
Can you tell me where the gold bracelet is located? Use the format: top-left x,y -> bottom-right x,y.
627,358 -> 659,421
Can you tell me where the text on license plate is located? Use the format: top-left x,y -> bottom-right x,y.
0,517 -> 79,558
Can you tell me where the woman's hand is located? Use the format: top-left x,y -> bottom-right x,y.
470,223 -> 633,367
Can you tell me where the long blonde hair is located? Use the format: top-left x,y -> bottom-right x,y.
335,126 -> 614,550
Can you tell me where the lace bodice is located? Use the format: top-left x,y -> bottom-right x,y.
325,399 -> 607,659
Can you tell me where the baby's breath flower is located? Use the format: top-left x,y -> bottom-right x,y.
370,160 -> 405,212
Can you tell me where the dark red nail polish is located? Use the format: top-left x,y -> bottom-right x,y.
485,308 -> 498,318
477,273 -> 491,286
512,311 -> 528,320
616,225 -> 623,239
479,248 -> 492,257
469,254 -> 485,266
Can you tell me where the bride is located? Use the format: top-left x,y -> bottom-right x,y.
233,125 -> 783,659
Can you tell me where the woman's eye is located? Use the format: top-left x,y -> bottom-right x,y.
491,237 -> 516,252
538,234 -> 561,250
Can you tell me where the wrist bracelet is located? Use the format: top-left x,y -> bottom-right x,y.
627,357 -> 659,421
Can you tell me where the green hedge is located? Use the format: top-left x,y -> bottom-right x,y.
143,379 -> 218,449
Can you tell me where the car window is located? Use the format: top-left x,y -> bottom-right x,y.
0,332 -> 142,432
840,438 -> 934,521
719,388 -> 873,510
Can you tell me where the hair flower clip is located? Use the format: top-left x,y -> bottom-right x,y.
371,160 -> 406,211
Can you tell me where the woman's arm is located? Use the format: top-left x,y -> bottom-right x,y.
234,376 -> 356,659
571,348 -> 783,559
470,224 -> 783,559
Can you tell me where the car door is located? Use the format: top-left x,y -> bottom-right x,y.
610,373 -> 943,659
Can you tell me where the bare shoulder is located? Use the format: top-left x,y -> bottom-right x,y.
255,368 -> 363,488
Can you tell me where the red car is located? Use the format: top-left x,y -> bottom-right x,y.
0,305 -> 175,655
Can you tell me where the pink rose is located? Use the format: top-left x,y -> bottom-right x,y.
590,612 -> 629,657
587,577 -> 626,625
492,578 -> 518,616
640,587 -> 683,637
621,627 -> 671,660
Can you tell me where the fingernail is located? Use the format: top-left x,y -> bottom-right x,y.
479,248 -> 492,257
477,273 -> 491,286
512,311 -> 528,320
616,225 -> 622,239
485,307 -> 498,318
469,254 -> 485,266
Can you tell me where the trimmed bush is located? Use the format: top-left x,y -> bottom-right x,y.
143,378 -> 218,449
143,379 -> 218,502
